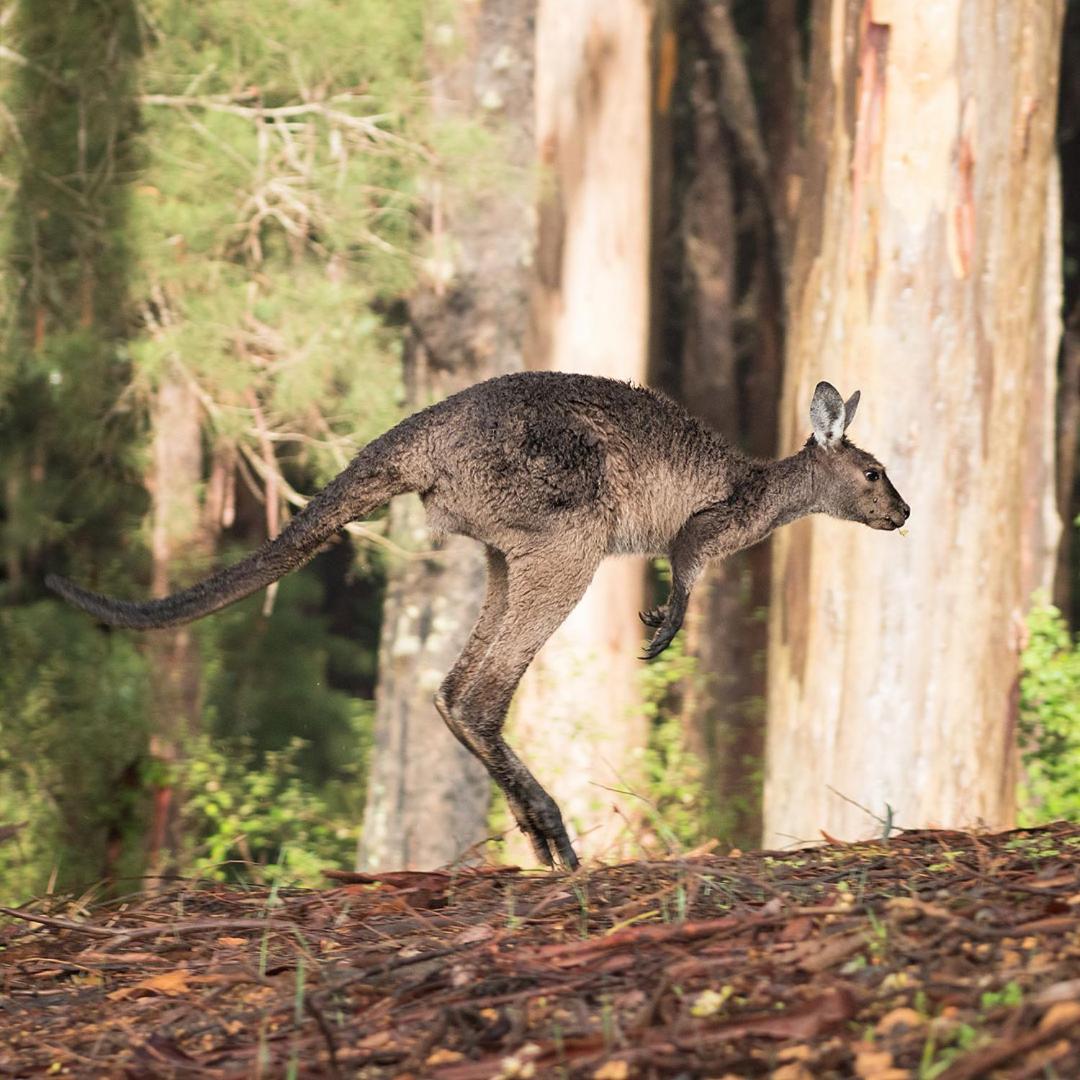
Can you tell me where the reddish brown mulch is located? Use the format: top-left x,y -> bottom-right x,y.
3,823 -> 1080,1078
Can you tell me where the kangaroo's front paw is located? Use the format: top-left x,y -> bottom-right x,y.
638,605 -> 667,629
640,596 -> 687,660
641,621 -> 680,660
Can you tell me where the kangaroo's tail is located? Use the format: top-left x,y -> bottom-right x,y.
47,454 -> 406,630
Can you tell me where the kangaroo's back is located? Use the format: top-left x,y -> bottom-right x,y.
405,371 -> 738,553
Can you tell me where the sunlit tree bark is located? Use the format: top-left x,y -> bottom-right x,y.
144,375 -> 217,878
359,0 -> 536,870
765,0 -> 1064,845
510,0 -> 654,864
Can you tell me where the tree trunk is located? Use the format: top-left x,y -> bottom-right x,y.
1054,2 -> 1080,621
665,1 -> 794,849
358,0 -> 536,870
144,375 -> 211,878
510,0 -> 653,864
764,0 -> 1064,846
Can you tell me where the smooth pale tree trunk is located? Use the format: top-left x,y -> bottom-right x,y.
358,0 -> 535,870
511,0 -> 653,864
144,376 -> 215,878
764,0 -> 1064,846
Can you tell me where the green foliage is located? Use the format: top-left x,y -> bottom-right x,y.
639,637 -> 707,852
181,736 -> 356,887
0,0 -> 148,589
1018,602 -> 1080,823
979,980 -> 1023,1011
197,564 -> 377,797
129,0 -> 422,477
0,603 -> 149,903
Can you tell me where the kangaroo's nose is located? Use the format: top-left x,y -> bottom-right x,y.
901,502 -> 911,520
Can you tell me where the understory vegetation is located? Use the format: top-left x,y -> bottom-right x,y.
1019,601 -> 1080,825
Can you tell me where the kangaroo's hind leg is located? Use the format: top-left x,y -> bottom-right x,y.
444,541 -> 602,870
435,546 -> 544,847
435,546 -> 508,722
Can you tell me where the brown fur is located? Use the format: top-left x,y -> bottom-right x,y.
48,372 -> 909,869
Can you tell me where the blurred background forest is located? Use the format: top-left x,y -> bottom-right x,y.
1,0 -> 1079,904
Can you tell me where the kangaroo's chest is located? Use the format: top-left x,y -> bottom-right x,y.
606,468 -> 699,556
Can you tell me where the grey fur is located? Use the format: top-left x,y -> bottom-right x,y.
48,371 -> 909,870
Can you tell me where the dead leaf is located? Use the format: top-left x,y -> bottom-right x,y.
217,936 -> 247,947
854,1047 -> 907,1079
592,1061 -> 629,1080
779,915 -> 814,942
1039,1000 -> 1080,1031
876,1007 -> 924,1036
772,1064 -> 813,1080
107,968 -> 190,1001
427,1048 -> 464,1065
357,1030 -> 393,1049
1022,873 -> 1077,890
776,1044 -> 813,1062
1022,1038 -> 1071,1073
1016,915 -> 1077,936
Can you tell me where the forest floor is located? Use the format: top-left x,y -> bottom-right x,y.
3,824 -> 1080,1078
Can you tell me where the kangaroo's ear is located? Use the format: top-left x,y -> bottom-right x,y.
810,381 -> 846,447
843,390 -> 860,431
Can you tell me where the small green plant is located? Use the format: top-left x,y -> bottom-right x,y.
639,632 -> 706,852
181,736 -> 356,886
1018,602 -> 1080,823
979,980 -> 1023,1011
919,1022 -> 981,1080
865,907 -> 888,958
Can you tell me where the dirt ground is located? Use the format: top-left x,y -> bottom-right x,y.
3,822 -> 1080,1078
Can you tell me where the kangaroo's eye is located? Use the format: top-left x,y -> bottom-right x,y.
864,469 -> 880,482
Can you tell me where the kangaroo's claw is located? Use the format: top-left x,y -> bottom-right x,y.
638,605 -> 666,628
640,624 -> 678,660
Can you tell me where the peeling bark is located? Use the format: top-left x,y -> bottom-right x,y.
765,0 -> 1065,845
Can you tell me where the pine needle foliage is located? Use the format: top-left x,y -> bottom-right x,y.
130,0 -> 424,476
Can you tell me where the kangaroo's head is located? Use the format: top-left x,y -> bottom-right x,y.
807,381 -> 910,531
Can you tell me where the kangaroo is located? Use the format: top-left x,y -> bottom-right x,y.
48,372 -> 909,870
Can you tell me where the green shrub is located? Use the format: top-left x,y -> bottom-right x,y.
181,735 -> 360,887
0,603 -> 150,903
639,636 -> 706,852
1018,602 -> 1080,823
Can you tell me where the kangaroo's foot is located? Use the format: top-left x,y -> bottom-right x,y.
438,695 -> 580,872
508,785 -> 579,871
